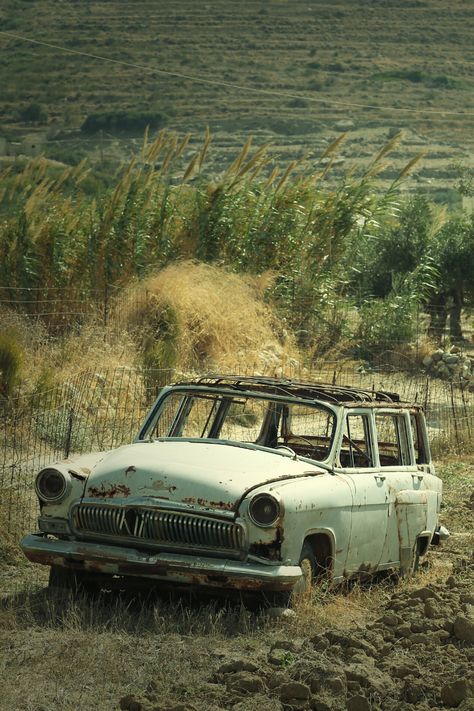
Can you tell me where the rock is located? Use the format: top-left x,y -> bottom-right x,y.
389,661 -> 416,679
218,660 -> 260,674
422,355 -> 433,368
271,639 -> 303,654
226,672 -> 266,695
432,349 -> 444,362
344,663 -> 394,697
232,696 -> 283,711
380,613 -> 400,627
403,678 -> 426,703
347,695 -> 371,711
277,681 -> 311,701
334,119 -> 355,131
268,671 -> 291,689
266,607 -> 297,620
410,587 -> 441,602
453,614 -> 474,643
120,696 -> 143,711
424,600 -> 439,619
441,679 -> 474,707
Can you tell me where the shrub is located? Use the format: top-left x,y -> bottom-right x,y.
81,110 -> 170,135
355,296 -> 417,362
17,102 -> 48,124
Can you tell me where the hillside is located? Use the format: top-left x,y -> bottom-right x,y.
1,0 -> 473,201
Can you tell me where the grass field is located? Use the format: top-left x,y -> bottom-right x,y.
1,0 -> 473,197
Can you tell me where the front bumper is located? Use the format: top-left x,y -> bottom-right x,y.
20,533 -> 303,592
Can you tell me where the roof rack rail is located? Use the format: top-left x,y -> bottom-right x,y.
174,374 -> 401,404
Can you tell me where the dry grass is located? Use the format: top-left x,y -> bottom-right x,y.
118,260 -> 299,372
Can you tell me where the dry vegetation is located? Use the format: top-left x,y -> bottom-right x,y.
0,0 -> 473,199
119,261 -> 297,372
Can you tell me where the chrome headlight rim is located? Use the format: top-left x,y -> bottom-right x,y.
35,468 -> 71,504
248,493 -> 281,528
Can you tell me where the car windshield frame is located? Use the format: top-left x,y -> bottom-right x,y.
138,385 -> 339,464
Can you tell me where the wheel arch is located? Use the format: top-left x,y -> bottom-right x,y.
301,529 -> 335,580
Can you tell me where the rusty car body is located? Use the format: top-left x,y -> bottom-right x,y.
21,375 -> 448,595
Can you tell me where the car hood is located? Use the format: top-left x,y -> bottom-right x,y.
82,440 -> 325,512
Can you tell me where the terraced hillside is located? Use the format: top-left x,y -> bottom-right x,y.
1,0 -> 473,197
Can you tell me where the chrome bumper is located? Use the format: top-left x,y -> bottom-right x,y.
21,534 -> 302,591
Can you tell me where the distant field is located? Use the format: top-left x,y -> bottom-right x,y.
0,0 -> 473,196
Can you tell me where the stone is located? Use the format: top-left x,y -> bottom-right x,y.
226,672 -> 265,695
218,660 -> 260,674
277,681 -> 311,701
232,696 -> 283,711
410,587 -> 441,602
441,679 -> 474,707
380,613 -> 400,627
334,119 -> 355,131
403,678 -> 426,703
453,614 -> 474,643
347,695 -> 371,711
271,639 -> 303,654
119,697 -> 143,711
424,599 -> 439,619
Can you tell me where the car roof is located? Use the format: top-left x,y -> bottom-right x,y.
170,374 -> 416,407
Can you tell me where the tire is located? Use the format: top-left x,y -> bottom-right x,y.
48,565 -> 100,594
291,542 -> 317,602
48,565 -> 79,591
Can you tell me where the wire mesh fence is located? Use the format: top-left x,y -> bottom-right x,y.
1,285 -> 473,346
1,363 -> 472,594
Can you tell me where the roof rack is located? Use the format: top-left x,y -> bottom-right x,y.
174,374 -> 402,404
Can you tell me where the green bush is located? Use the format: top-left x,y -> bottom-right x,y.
17,102 -> 48,124
355,296 -> 417,361
81,110 -> 170,135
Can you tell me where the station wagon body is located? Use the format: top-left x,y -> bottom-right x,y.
21,375 -> 448,595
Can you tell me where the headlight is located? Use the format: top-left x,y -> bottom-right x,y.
248,494 -> 280,527
35,468 -> 71,503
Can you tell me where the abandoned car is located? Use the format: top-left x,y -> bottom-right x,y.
21,375 -> 448,596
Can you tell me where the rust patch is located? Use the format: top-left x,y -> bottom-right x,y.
87,483 -> 131,498
249,526 -> 283,561
182,497 -> 234,510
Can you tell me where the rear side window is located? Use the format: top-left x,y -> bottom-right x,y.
375,413 -> 412,466
410,413 -> 429,464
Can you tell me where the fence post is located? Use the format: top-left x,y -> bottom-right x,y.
103,283 -> 109,330
449,382 -> 460,450
64,407 -> 74,458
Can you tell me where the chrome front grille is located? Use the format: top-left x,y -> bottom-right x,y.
71,503 -> 245,553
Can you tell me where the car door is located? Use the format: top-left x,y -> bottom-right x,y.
336,409 -> 390,575
374,409 -> 434,571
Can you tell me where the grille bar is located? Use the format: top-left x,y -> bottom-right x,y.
72,503 -> 244,553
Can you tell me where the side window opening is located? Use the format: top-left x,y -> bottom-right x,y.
410,413 -> 429,464
375,413 -> 412,467
275,403 -> 335,462
340,414 -> 373,468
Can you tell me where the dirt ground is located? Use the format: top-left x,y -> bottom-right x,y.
0,457 -> 472,711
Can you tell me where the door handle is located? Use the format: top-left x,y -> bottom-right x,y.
374,474 -> 386,482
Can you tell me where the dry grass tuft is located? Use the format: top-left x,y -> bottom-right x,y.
118,261 -> 299,372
